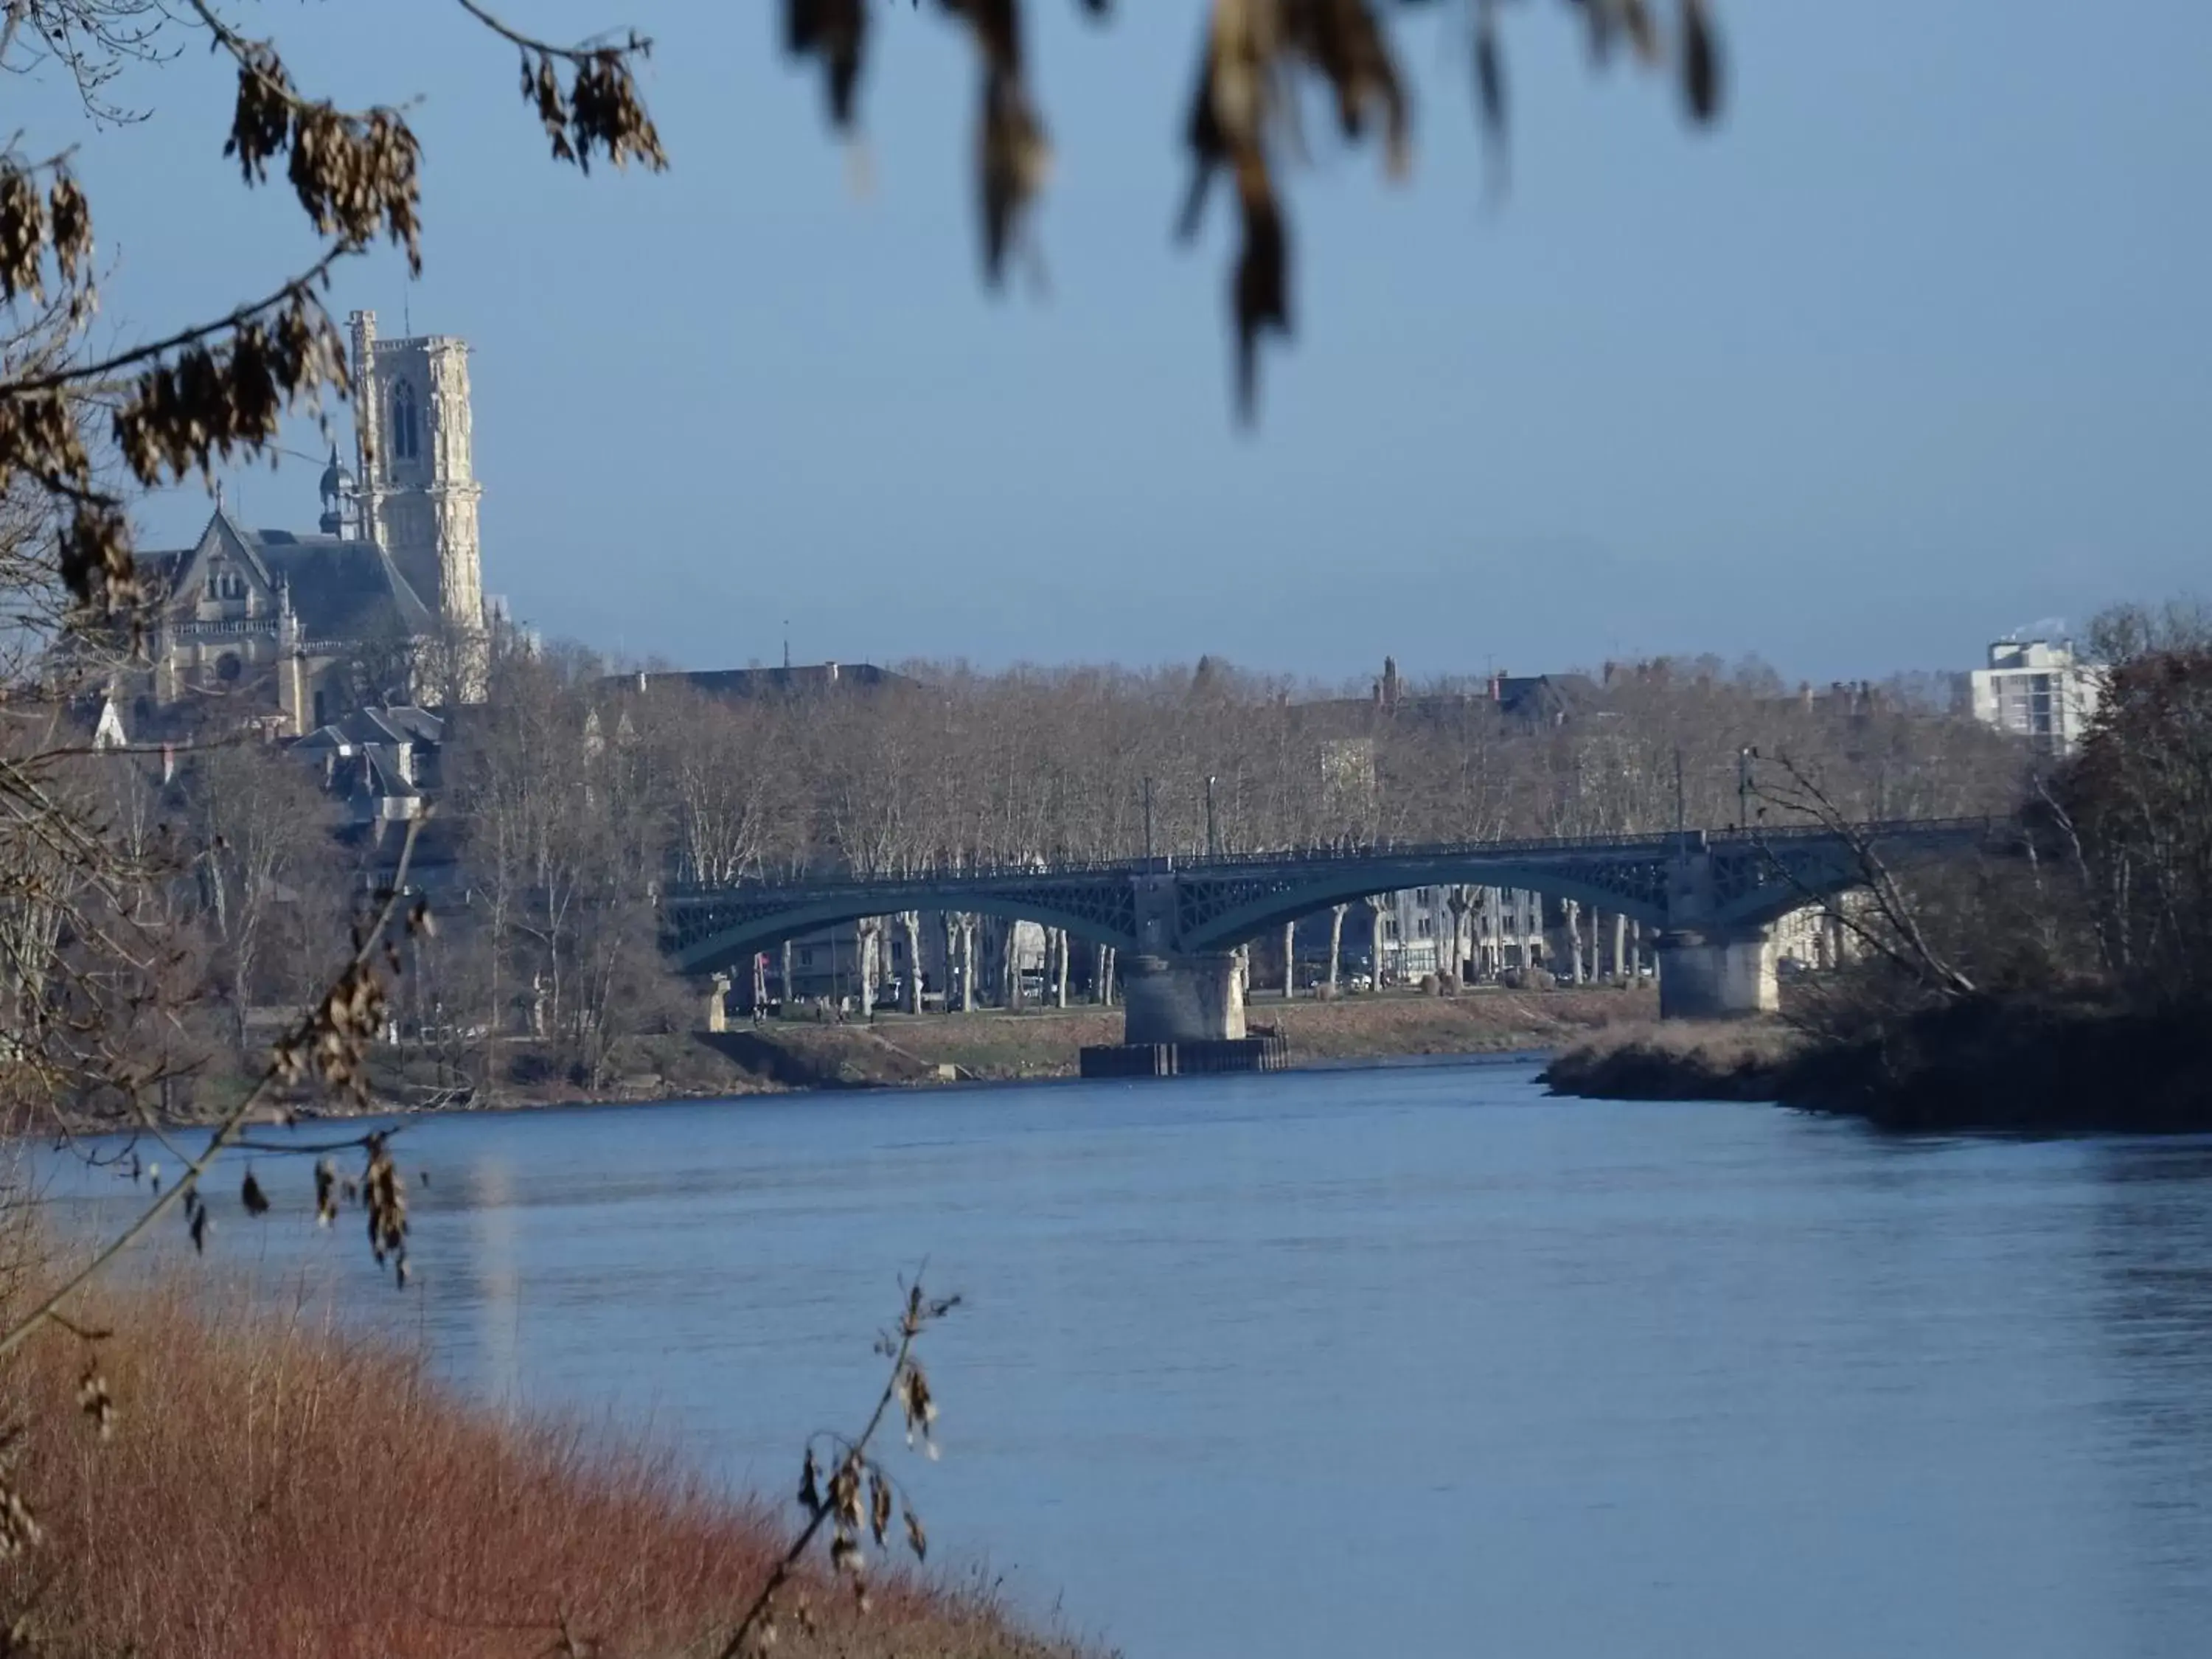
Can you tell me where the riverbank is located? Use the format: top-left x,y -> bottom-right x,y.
31,985 -> 1658,1133
1544,999 -> 2212,1133
250,985 -> 1655,1118
685,986 -> 1653,1095
1540,1019 -> 1809,1104
0,1270 -> 1080,1659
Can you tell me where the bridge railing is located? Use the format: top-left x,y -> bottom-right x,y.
662,816 -> 2002,900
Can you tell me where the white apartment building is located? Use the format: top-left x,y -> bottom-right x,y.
1968,639 -> 2104,756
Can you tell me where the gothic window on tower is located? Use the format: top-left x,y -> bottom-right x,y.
392,378 -> 420,463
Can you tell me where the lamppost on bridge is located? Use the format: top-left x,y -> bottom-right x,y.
1205,774 -> 1219,858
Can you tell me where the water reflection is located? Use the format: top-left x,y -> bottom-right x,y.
2084,1142 -> 2212,1657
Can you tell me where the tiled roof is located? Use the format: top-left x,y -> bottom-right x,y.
139,510 -> 436,642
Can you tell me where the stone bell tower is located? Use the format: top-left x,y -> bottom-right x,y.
349,310 -> 487,692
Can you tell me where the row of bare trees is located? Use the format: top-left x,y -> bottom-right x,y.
540,651 -> 2025,885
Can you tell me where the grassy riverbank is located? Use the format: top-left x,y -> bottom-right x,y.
97,985 -> 1658,1126
0,1273 -> 1078,1659
1544,999 -> 2212,1133
1540,1020 -> 1809,1103
688,986 -> 1654,1093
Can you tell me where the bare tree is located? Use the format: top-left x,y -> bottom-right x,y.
181,738 -> 335,1051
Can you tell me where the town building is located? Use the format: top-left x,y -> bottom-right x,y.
1967,638 -> 2103,756
295,704 -> 446,825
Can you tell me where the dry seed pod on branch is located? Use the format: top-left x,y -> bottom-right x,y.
77,1360 -> 114,1441
518,39 -> 667,175
720,1279 -> 962,1659
868,1470 -> 892,1545
220,44 -> 422,272
785,0 -> 871,129
0,1483 -> 38,1559
363,1131 -> 408,1270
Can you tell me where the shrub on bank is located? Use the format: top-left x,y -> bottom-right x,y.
1543,1020 -> 1806,1102
1792,996 -> 2212,1133
1543,1000 -> 2212,1133
0,1275 -> 1075,1659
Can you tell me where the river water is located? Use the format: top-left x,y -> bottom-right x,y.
39,1060 -> 2212,1658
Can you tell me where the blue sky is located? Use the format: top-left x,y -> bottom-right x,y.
47,1 -> 2212,683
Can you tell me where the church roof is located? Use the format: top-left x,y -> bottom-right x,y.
141,510 -> 437,643
253,529 -> 437,641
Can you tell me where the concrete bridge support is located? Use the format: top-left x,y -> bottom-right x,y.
1120,953 -> 1248,1045
1658,927 -> 1780,1019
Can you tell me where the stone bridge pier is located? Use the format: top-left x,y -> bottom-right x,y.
1655,927 -> 1778,1020
1656,841 -> 1781,1018
1119,953 -> 1248,1045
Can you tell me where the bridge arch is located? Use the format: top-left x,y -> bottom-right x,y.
1177,859 -> 1674,957
668,890 -> 1139,979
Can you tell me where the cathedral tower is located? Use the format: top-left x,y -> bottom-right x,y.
349,309 -> 487,647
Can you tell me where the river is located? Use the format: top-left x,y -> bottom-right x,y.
39,1060 -> 2212,1658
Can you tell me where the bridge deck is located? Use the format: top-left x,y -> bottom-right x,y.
661,818 -> 2001,975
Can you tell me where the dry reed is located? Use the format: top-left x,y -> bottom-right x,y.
0,1274 -> 1075,1659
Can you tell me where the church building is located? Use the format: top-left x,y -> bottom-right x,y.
131,310 -> 489,733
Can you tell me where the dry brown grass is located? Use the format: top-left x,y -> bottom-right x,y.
1542,1018 -> 1806,1101
0,1274 -> 1077,1659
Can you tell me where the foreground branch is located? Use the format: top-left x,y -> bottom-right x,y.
0,817 -> 424,1365
715,1281 -> 959,1658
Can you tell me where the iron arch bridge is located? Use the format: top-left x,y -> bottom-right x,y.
661,819 -> 2000,978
